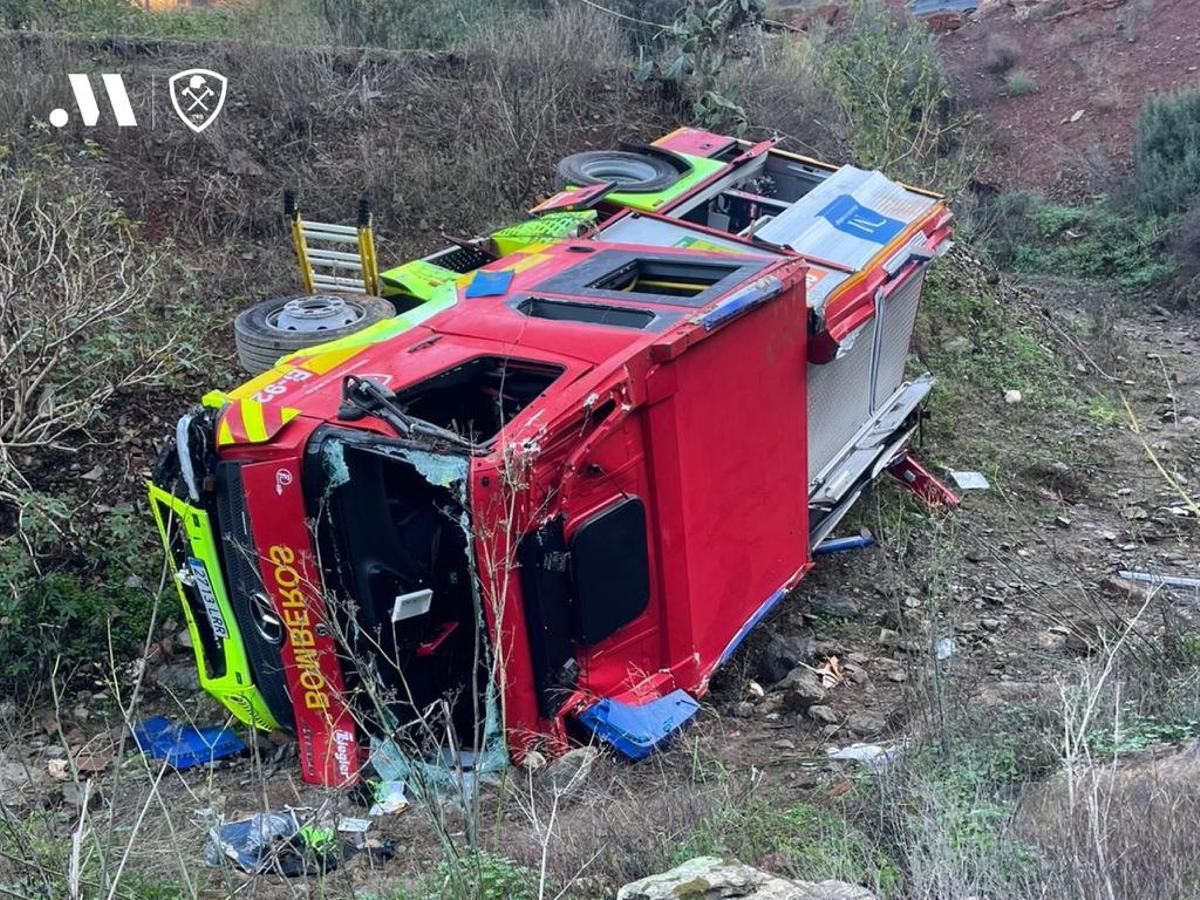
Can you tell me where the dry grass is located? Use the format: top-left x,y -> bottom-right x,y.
1019,745 -> 1200,898
714,30 -> 845,158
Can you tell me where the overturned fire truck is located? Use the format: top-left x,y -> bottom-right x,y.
149,128 -> 956,786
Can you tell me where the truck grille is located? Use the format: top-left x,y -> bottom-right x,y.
214,462 -> 296,730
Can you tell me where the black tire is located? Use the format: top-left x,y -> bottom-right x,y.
233,293 -> 395,374
555,150 -> 683,193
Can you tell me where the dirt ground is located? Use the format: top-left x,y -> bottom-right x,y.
936,0 -> 1200,197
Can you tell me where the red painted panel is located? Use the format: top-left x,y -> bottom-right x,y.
642,265 -> 811,686
242,458 -> 360,786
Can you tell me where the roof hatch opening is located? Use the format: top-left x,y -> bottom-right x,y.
589,258 -> 740,298
398,357 -> 563,443
517,297 -> 655,330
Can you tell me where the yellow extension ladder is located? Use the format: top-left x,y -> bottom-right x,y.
285,191 -> 380,296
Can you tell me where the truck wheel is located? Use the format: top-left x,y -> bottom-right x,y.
555,150 -> 683,193
232,293 -> 394,374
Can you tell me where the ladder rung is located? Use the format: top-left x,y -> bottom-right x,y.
303,231 -> 361,246
312,275 -> 366,289
307,249 -> 364,265
302,221 -> 358,236
310,261 -> 363,273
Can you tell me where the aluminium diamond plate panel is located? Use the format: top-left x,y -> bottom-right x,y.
807,318 -> 876,483
873,268 -> 925,409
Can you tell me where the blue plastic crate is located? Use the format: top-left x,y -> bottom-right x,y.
134,716 -> 245,770
578,690 -> 700,761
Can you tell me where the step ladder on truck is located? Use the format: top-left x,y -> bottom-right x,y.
230,194 -> 392,374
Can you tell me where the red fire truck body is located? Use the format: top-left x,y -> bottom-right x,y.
151,129 -> 954,785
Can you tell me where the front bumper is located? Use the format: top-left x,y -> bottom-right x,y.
147,483 -> 281,731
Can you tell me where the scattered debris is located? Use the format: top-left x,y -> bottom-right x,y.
827,742 -> 901,774
935,636 -> 956,660
368,781 -> 409,816
133,716 -> 244,770
813,532 -> 876,557
1004,388 -> 1023,404
809,657 -> 845,689
205,811 -> 349,877
205,811 -> 299,874
1117,570 -> 1200,592
948,470 -> 990,491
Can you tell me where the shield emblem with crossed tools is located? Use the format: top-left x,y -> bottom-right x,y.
169,69 -> 228,134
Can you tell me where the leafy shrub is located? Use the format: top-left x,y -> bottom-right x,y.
386,850 -> 540,899
0,499 -> 166,692
1131,88 -> 1200,217
637,0 -> 768,135
682,797 -> 899,892
822,0 -> 974,187
713,30 -> 844,155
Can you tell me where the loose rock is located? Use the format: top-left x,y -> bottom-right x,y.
759,631 -> 816,684
846,712 -> 886,738
809,593 -> 860,619
617,855 -> 877,900
807,705 -> 839,724
780,667 -> 826,710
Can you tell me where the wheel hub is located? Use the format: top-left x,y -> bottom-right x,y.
270,295 -> 362,333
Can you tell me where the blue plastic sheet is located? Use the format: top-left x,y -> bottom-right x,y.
464,269 -> 514,298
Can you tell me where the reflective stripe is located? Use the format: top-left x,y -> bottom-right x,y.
240,400 -> 268,443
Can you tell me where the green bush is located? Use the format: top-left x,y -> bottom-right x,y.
685,798 -> 900,893
1004,70 -> 1038,97
822,0 -> 973,187
0,499 -> 167,692
386,850 -> 540,899
1132,88 -> 1200,217
981,192 -> 1178,292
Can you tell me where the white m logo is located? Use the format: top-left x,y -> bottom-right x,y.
49,74 -> 137,128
